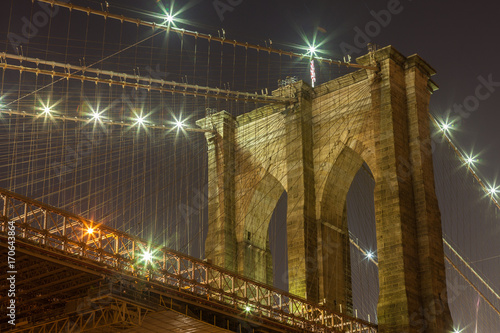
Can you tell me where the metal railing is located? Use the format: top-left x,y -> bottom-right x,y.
0,187 -> 377,332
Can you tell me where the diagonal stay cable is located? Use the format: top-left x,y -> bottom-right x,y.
3,28 -> 166,108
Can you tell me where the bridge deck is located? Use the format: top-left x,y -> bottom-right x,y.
0,188 -> 376,332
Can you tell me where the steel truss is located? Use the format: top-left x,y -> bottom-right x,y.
9,294 -> 151,333
0,188 -> 377,332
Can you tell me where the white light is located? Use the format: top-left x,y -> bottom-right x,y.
308,45 -> 317,56
175,120 -> 184,129
245,306 -> 251,312
43,106 -> 51,114
143,251 -> 152,262
165,13 -> 174,23
136,116 -> 145,125
92,112 -> 101,120
490,187 -> 497,195
87,227 -> 94,235
366,251 -> 374,259
441,123 -> 450,131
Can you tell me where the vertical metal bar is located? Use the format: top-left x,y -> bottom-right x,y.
115,235 -> 119,256
219,272 -> 222,302
177,257 -> 181,288
2,195 -> 7,216
42,210 -> 47,245
204,266 -> 208,286
62,217 -> 67,251
62,217 -> 67,236
132,241 -> 135,259
0,195 -> 5,232
244,281 -> 247,300
190,262 -> 195,293
43,210 -> 47,229
190,262 -> 194,285
131,240 -> 135,273
98,229 -> 102,262
22,203 -> 28,238
279,295 -> 282,321
81,225 -> 84,256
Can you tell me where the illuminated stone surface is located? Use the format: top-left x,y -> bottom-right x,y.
197,46 -> 453,333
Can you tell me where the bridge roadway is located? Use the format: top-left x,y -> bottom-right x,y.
0,188 -> 377,332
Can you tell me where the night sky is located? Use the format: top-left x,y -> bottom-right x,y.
187,0 -> 500,181
2,0 -> 500,330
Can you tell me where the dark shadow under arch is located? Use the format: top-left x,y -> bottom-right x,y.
240,172 -> 285,285
319,146 -> 365,313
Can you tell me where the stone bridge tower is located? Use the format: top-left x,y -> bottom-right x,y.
197,46 -> 453,333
